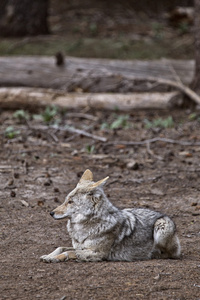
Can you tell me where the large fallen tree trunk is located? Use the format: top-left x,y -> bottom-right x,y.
0,56 -> 194,92
0,87 -> 178,111
1,57 -> 198,110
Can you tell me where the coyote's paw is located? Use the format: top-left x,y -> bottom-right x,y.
40,254 -> 56,263
40,253 -> 69,263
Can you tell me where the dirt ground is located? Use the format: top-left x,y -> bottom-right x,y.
0,107 -> 200,300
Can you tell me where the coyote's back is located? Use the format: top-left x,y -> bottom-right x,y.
40,169 -> 181,263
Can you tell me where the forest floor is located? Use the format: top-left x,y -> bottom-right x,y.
0,107 -> 200,300
0,2 -> 199,299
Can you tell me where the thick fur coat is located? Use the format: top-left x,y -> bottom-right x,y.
40,169 -> 181,262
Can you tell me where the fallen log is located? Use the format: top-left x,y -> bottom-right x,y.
0,56 -> 194,92
0,87 -> 178,111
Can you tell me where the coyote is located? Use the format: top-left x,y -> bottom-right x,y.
40,169 -> 181,262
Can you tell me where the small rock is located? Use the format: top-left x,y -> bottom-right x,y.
20,200 -> 29,207
44,179 -> 52,186
7,179 -> 14,186
126,160 -> 139,170
54,197 -> 59,203
71,150 -> 78,156
37,200 -> 45,207
192,212 -> 200,216
10,190 -> 16,197
179,151 -> 193,157
54,187 -> 60,193
153,274 -> 161,281
13,172 -> 20,179
150,188 -> 165,196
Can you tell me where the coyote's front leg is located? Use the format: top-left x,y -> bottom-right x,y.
40,247 -> 77,263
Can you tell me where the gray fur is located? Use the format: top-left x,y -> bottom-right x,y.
40,169 -> 181,263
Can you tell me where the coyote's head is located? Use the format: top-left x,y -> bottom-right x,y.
50,169 -> 109,221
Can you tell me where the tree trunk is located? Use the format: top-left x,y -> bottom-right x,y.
0,0 -> 49,36
191,0 -> 200,95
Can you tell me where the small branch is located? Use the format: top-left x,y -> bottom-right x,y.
26,120 -> 59,143
66,112 -> 98,121
107,137 -> 200,146
146,141 -> 163,160
48,131 -> 59,143
136,76 -> 200,105
29,124 -> 107,142
60,126 -> 107,142
65,134 -> 79,142
168,62 -> 183,85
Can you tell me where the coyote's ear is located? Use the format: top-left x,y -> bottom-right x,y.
89,176 -> 109,190
79,169 -> 93,183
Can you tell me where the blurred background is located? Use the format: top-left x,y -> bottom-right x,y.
0,0 -> 195,60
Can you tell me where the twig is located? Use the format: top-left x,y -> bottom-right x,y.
29,124 -> 107,142
167,61 -> 183,85
23,160 -> 28,175
65,134 -> 79,142
59,296 -> 67,300
66,112 -> 98,121
0,165 -> 15,169
63,126 -> 107,142
12,149 -> 39,154
134,76 -> 200,105
107,137 -> 200,146
146,142 -> 163,160
26,120 -> 59,142
48,131 -> 59,142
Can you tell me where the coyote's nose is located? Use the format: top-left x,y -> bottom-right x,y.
50,211 -> 55,217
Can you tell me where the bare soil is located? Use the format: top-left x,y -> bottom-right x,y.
0,108 -> 200,300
